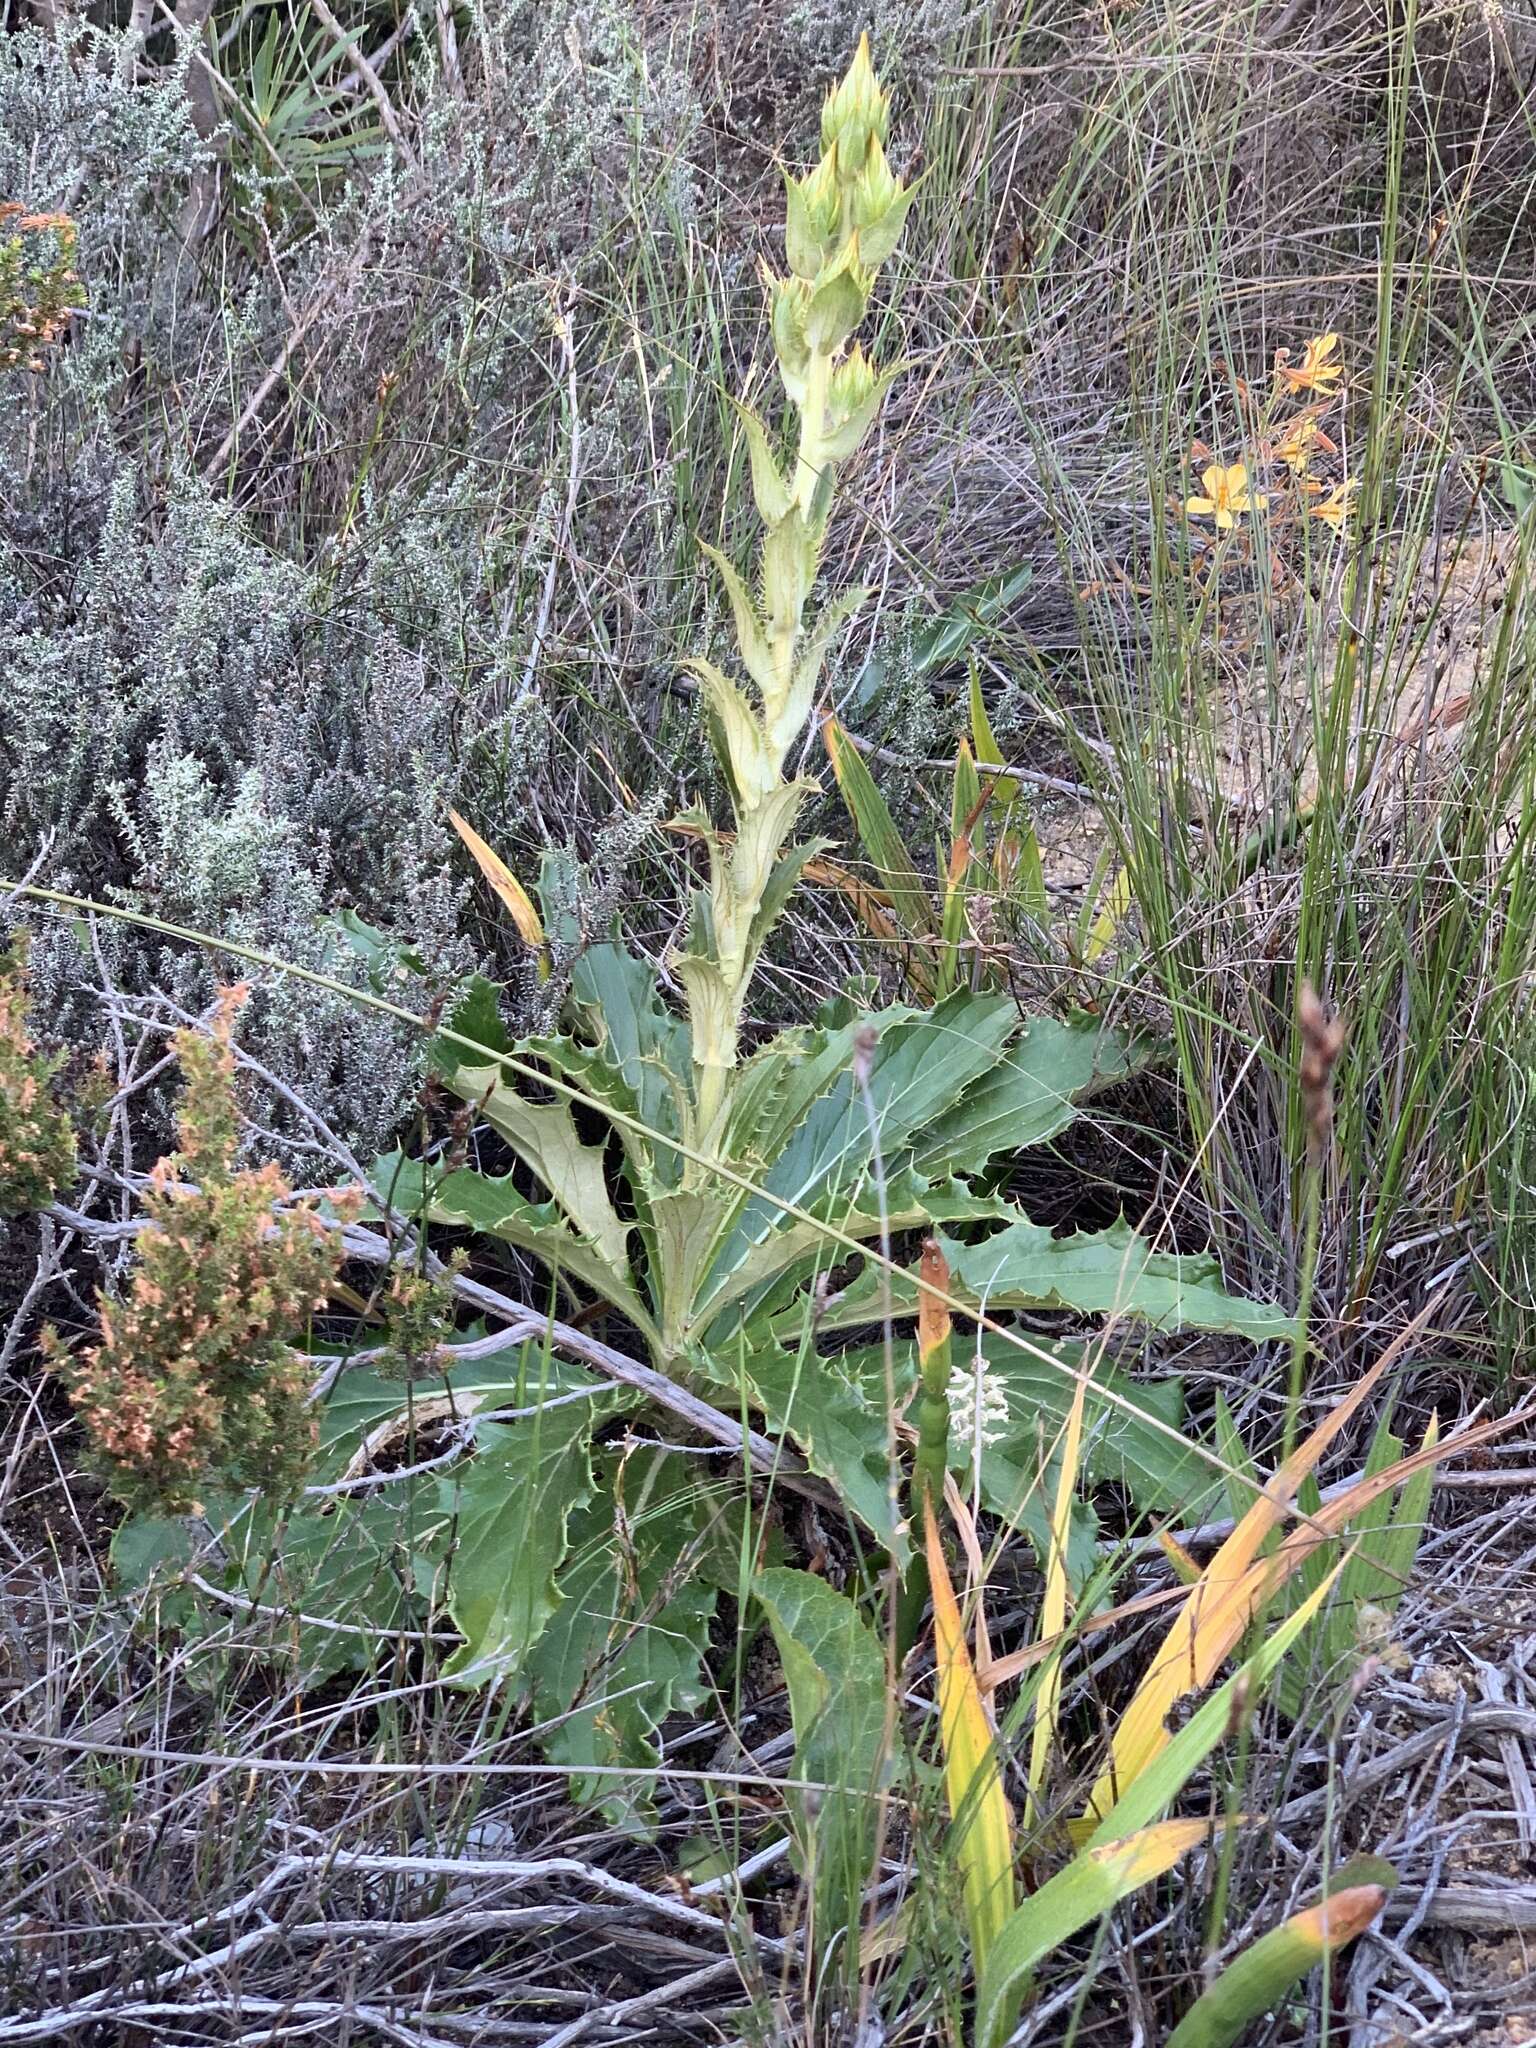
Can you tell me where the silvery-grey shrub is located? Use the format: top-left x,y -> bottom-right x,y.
0,3 -> 706,1154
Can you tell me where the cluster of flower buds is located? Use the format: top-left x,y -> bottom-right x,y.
48,989 -> 355,1515
772,36 -> 913,418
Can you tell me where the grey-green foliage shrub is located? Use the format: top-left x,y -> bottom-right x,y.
0,4 -> 707,1152
0,21 -> 203,395
1,456 -> 479,1156
783,0 -> 979,85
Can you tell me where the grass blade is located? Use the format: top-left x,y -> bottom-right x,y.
1027,1374 -> 1088,1807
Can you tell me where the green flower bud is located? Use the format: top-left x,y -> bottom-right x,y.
852,135 -> 899,229
830,344 -> 877,415
785,157 -> 841,281
820,33 -> 889,169
768,270 -> 811,403
823,345 -> 892,462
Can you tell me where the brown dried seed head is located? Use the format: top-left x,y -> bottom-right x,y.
1298,981 -> 1346,1159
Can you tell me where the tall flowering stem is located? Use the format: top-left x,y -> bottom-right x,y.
914,1236 -> 953,1513
680,37 -> 913,1148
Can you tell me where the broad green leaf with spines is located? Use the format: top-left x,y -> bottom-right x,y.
731,396 -> 794,525
812,1218 -> 1296,1341
438,1402 -> 605,1685
699,541 -> 778,700
906,1012 -> 1153,1179
713,991 -> 1017,1265
723,1338 -> 908,1555
372,1151 -> 651,1331
697,1166 -> 1015,1343
754,1567 -> 889,1943
528,1456 -> 718,1826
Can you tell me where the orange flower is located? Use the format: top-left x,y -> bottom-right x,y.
1185,462 -> 1266,530
1311,478 -> 1358,531
1274,413 -> 1326,476
1277,333 -> 1344,396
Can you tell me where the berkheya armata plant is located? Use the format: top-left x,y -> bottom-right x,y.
113,41 -> 1295,1916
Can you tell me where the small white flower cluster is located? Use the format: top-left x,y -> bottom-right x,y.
946,1358 -> 1012,1453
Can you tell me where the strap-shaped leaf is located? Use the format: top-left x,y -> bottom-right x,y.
975,1820 -> 1214,2048
448,810 -> 547,960
823,714 -> 939,940
927,1504 -> 1016,1966
1164,1879 -> 1391,2048
1086,1568 -> 1344,1847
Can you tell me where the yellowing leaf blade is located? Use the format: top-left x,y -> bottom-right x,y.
975,1818 -> 1210,2048
449,810 -> 547,958
1083,1331 -> 1414,1823
1028,1374 -> 1088,1802
926,1501 -> 1015,1969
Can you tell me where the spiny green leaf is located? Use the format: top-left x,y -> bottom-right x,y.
685,657 -> 774,805
814,1218 -> 1296,1342
716,992 -> 1017,1267
699,1165 -> 1014,1343
438,1402 -> 604,1686
700,541 -> 778,700
791,586 -> 869,708
966,1335 -> 1201,1520
905,1013 -> 1152,1179
372,1152 -> 650,1329
727,1338 -> 908,1557
567,942 -> 691,1181
731,397 -> 794,525
529,1457 -> 717,1828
